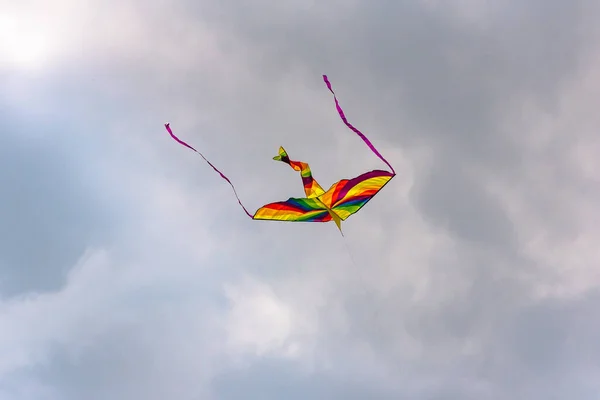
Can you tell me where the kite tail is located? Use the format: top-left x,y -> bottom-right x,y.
322,75 -> 396,175
164,123 -> 254,219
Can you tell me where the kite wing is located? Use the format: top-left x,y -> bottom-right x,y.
317,169 -> 394,221
253,197 -> 332,222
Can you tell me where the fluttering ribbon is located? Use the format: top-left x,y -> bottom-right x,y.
164,123 -> 254,218
322,75 -> 395,175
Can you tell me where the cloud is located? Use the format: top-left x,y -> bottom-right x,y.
1,0 -> 600,399
0,107 -> 118,296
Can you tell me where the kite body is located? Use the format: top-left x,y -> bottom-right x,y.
165,75 -> 395,235
254,147 -> 393,232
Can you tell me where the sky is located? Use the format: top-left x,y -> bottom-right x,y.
2,0 -> 600,399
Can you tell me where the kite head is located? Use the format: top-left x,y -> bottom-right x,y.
273,146 -> 290,164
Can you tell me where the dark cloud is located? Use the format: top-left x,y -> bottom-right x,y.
414,158 -> 517,250
212,357 -> 397,400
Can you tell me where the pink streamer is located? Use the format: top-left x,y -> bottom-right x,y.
322,75 -> 396,175
164,123 -> 254,219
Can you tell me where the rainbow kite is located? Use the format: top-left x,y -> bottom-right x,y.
165,75 -> 395,235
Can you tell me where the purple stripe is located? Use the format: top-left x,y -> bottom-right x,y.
322,75 -> 396,175
308,211 -> 332,222
333,169 -> 393,206
335,195 -> 372,208
302,175 -> 313,187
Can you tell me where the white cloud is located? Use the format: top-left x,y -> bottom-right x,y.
224,277 -> 301,358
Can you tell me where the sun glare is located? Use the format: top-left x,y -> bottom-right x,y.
0,15 -> 52,71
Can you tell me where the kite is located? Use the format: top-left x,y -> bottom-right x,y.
165,75 -> 395,235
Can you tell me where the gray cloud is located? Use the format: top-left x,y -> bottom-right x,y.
212,357 -> 398,400
0,108 -> 118,296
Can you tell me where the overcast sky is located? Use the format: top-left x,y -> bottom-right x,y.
2,0 -> 600,399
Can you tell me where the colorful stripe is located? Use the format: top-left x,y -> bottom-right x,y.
253,197 -> 332,222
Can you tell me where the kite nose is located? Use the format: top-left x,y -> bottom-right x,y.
273,146 -> 290,163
